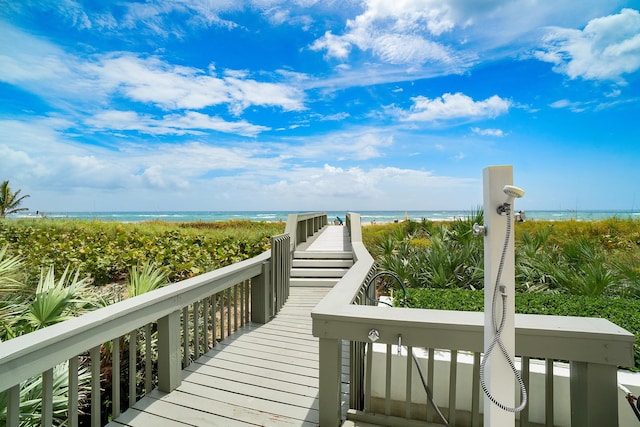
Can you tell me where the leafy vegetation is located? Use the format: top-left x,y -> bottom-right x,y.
363,214 -> 640,369
362,214 -> 640,297
0,219 -> 285,286
399,288 -> 640,370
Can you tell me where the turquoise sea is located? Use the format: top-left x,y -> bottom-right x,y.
14,210 -> 640,223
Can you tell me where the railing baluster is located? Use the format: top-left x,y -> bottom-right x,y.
182,307 -> 189,366
112,338 -> 121,418
472,352 -> 481,427
350,341 -> 365,411
365,342 -> 373,412
220,291 -> 226,340
90,345 -> 101,427
194,301 -> 200,359
272,236 -> 278,315
545,359 -> 554,426
227,287 -> 232,337
405,346 -> 412,419
385,344 -> 392,415
234,284 -> 239,331
519,356 -> 530,427
245,280 -> 250,324
129,330 -> 136,407
42,368 -> 53,427
69,356 -> 79,427
427,348 -> 435,422
240,281 -> 245,327
144,324 -> 152,394
448,350 -> 457,425
211,294 -> 218,346
203,297 -> 210,351
7,384 -> 20,427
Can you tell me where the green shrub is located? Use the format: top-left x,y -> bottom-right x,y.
363,217 -> 640,297
401,288 -> 640,370
0,219 -> 284,286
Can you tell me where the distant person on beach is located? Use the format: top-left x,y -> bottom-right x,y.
336,216 -> 343,225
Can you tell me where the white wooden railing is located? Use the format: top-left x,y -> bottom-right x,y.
0,213 -> 327,427
285,211 -> 328,251
312,212 -> 636,427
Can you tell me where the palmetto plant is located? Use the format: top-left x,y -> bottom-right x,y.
23,267 -> 92,332
376,214 -> 485,290
126,261 -> 167,297
0,244 -> 26,295
0,246 -> 94,426
0,363 -> 91,426
0,180 -> 30,218
0,244 -> 28,341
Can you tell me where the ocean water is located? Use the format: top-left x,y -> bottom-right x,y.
13,210 -> 640,223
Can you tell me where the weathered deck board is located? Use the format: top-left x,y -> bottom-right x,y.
109,225 -> 352,426
297,225 -> 352,252
109,288 -> 329,426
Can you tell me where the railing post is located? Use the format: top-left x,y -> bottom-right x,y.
482,166 -> 517,426
157,311 -> 181,392
319,337 -> 343,426
271,234 -> 291,314
251,261 -> 271,324
7,384 -> 19,427
570,362 -> 619,427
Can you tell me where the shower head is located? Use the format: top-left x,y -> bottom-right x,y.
503,185 -> 525,206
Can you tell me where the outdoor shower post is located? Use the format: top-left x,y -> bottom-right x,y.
483,165 -> 516,426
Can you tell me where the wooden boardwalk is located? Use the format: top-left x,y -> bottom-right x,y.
109,226 -> 350,427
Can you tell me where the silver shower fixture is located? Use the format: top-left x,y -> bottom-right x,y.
497,185 -> 525,215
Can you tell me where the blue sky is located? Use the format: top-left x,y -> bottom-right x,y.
1,1 -> 639,213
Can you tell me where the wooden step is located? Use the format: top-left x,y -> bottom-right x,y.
294,251 -> 352,259
290,267 -> 349,278
292,259 -> 353,268
290,277 -> 340,287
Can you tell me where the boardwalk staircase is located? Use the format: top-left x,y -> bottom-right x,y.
290,251 -> 353,287
290,223 -> 353,288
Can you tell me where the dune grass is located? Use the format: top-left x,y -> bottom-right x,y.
0,218 -> 285,286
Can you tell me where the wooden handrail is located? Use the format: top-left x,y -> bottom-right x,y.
312,212 -> 636,427
284,212 -> 328,251
0,212 -> 322,426
0,251 -> 269,390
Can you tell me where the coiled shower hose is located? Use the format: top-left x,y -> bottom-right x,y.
479,206 -> 528,413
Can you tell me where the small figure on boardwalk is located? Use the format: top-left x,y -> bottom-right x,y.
335,216 -> 343,225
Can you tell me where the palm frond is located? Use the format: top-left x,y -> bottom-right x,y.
127,262 -> 167,297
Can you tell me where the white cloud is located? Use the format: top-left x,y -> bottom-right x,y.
310,0 -> 459,66
0,118 -> 280,194
536,8 -> 640,82
86,110 -> 270,137
0,23 -> 307,114
549,99 -> 587,112
0,116 -> 482,211
0,24 -> 306,137
224,77 -> 306,114
89,54 -> 305,113
310,31 -> 353,59
260,163 -> 478,209
282,131 -> 393,161
471,127 -> 504,137
401,93 -> 511,122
